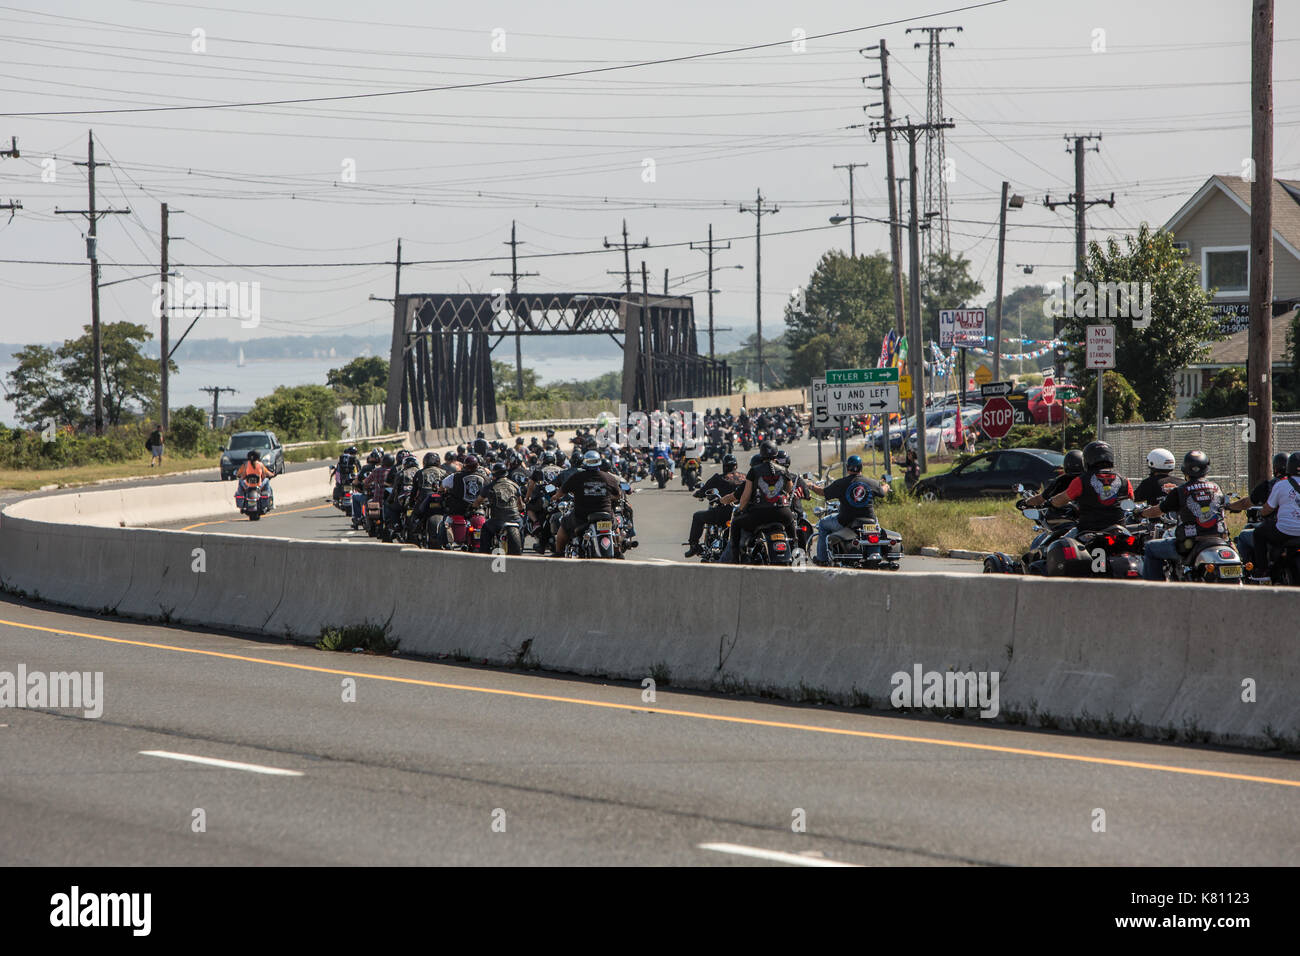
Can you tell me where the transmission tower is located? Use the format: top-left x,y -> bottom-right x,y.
906,25 -> 961,270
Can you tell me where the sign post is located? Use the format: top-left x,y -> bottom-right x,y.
825,368 -> 899,475
940,308 -> 986,404
1086,325 -> 1116,439
811,378 -> 829,474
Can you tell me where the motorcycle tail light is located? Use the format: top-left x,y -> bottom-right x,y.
1244,561 -> 1254,571
1104,535 -> 1115,546
1125,536 -> 1135,547
866,533 -> 880,543
1218,549 -> 1235,560
1061,544 -> 1077,561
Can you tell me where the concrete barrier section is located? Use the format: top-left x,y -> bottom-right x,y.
2,468 -> 1298,747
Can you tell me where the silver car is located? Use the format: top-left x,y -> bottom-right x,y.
220,431 -> 285,480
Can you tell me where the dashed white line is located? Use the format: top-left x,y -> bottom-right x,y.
139,750 -> 303,776
697,842 -> 860,867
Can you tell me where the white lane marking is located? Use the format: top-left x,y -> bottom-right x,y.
697,842 -> 860,867
140,750 -> 303,776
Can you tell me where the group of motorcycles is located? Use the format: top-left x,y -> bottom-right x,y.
696,407 -> 804,463
982,484 -> 1290,584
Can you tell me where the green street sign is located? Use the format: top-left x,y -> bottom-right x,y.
825,367 -> 899,385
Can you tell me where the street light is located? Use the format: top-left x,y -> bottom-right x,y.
992,184 -> 1026,381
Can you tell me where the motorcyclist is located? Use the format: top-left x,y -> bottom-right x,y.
443,451 -> 462,473
386,450 -> 420,527
1016,448 -> 1085,548
1139,449 -> 1226,581
473,431 -> 490,457
543,428 -> 559,451
1227,451 -> 1288,576
439,453 -> 486,542
524,451 -> 563,545
1253,451 -> 1300,567
474,461 -> 525,555
652,441 -> 674,477
236,450 -> 275,510
680,437 -> 702,484
805,455 -> 888,566
1047,440 -> 1133,540
351,450 -> 380,526
410,451 -> 446,529
684,453 -> 744,557
551,450 -> 622,556
724,440 -> 798,563
1133,447 -> 1179,506
506,452 -> 530,488
333,445 -> 359,504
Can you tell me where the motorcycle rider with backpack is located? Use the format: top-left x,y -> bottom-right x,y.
805,454 -> 888,566
724,441 -> 798,563
1139,449 -> 1226,581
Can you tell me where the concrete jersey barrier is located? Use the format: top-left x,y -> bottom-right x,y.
1,473 -> 1297,748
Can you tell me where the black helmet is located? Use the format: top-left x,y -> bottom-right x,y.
345,445 -> 358,456
247,450 -> 259,461
477,431 -> 485,439
722,454 -> 738,471
1288,451 -> 1300,476
759,440 -> 777,460
1082,440 -> 1113,470
1182,450 -> 1210,479
381,452 -> 395,468
749,453 -> 762,468
367,450 -> 381,464
444,451 -> 458,463
541,450 -> 555,465
456,444 -> 467,456
423,452 -> 439,467
491,461 -> 508,478
463,454 -> 479,472
1063,449 -> 1085,476
1273,452 -> 1288,477
846,454 -> 863,473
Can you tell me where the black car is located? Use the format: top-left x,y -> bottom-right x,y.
913,447 -> 1064,501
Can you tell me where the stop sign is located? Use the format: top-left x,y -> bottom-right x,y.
981,396 -> 1014,440
1041,375 -> 1057,406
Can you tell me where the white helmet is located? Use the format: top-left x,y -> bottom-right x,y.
1146,447 -> 1175,472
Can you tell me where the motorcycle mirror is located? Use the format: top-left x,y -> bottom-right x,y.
1120,499 -> 1136,512
544,484 -> 555,493
620,482 -> 631,492
881,474 -> 893,484
1012,483 -> 1024,493
1021,508 -> 1041,520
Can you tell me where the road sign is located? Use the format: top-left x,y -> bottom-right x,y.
1041,375 -> 1057,406
811,379 -> 831,428
825,367 -> 899,385
1041,365 -> 1056,378
898,374 -> 913,400
939,308 -> 987,349
828,383 -> 898,417
980,381 -> 1013,398
974,364 -> 993,386
1086,325 -> 1116,369
981,396 -> 1015,440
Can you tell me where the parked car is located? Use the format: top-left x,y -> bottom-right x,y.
912,447 -> 1065,501
220,430 -> 285,480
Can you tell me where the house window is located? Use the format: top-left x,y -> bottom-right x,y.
1202,246 -> 1249,296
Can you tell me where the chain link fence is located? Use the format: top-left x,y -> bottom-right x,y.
1106,413 -> 1300,494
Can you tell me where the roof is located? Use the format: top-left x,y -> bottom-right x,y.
1195,307 -> 1297,367
1163,176 -> 1300,262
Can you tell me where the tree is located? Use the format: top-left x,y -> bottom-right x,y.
167,404 -> 219,455
719,333 -> 789,388
923,250 -> 984,340
58,322 -> 175,426
241,385 -> 341,442
985,284 -> 1054,375
784,250 -> 896,385
1060,225 -> 1220,422
3,345 -> 83,427
491,360 -> 546,403
327,355 -> 389,405
1078,369 -> 1144,431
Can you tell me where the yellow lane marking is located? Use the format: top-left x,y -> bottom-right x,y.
2,616 -> 1298,790
178,503 -> 333,531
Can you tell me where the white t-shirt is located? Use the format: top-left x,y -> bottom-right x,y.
1266,477 -> 1300,536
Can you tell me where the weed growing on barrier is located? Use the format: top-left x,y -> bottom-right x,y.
508,638 -> 540,670
850,686 -> 872,709
648,661 -> 672,686
1262,725 -> 1300,754
797,680 -> 832,705
316,622 -> 397,655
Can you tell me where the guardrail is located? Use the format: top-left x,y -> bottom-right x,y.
281,432 -> 407,451
3,472 -> 1297,748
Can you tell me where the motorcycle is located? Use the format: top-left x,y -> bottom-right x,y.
812,505 -> 902,571
654,459 -> 671,490
732,506 -> 795,566
1241,506 -> 1300,585
488,518 -> 524,556
236,474 -> 271,520
681,457 -> 701,491
985,487 -> 1145,578
442,512 -> 487,552
567,510 -> 618,558
1150,515 -> 1243,583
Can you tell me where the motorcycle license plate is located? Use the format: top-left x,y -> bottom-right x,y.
596,521 -> 613,532
1219,564 -> 1242,578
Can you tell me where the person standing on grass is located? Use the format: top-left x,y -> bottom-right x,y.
146,424 -> 164,468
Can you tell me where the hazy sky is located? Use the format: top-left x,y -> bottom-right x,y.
1,0 -> 1296,347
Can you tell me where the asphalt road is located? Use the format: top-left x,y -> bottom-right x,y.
2,597 -> 1296,866
159,438 -> 982,575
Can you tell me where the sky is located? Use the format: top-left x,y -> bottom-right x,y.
0,0 -> 1296,351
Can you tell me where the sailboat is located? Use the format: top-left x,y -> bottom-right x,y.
237,346 -> 246,368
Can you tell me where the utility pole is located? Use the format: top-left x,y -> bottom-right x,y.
862,42 -> 906,336
55,131 -> 129,435
870,118 -> 954,474
690,223 -> 732,360
991,182 -> 1023,383
0,136 -> 20,221
200,386 -> 236,429
641,261 -> 656,410
160,203 -> 170,430
490,220 -> 538,399
738,189 -> 778,391
1044,134 -> 1114,381
1249,0 -> 1274,487
604,219 -> 648,294
382,239 -> 404,430
906,26 -> 961,269
832,162 -> 869,256
664,267 -> 669,296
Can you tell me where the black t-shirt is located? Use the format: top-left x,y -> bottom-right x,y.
1134,471 -> 1179,506
825,474 -> 884,520
560,468 -> 621,516
1043,472 -> 1074,500
744,461 -> 795,508
1249,477 -> 1277,505
702,472 -> 745,501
